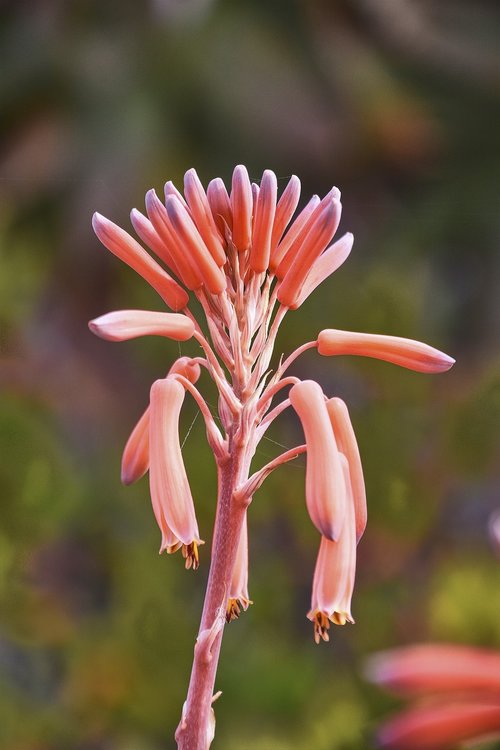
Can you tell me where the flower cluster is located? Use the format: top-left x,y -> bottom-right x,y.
90,165 -> 454,642
367,644 -> 500,749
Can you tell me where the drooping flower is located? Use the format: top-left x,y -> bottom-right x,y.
149,377 -> 202,568
308,456 -> 357,643
226,514 -> 251,622
289,380 -> 346,541
121,357 -> 201,486
366,643 -> 500,750
326,397 -> 367,542
92,212 -> 188,311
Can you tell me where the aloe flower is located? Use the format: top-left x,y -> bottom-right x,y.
89,165 -> 454,749
366,644 -> 500,749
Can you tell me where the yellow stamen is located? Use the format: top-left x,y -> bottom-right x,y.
182,542 -> 201,570
313,611 -> 331,644
226,597 -> 253,623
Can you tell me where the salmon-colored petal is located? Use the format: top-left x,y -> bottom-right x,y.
277,199 -> 341,308
230,165 -> 253,252
291,232 -> 353,309
308,457 -> 356,643
166,196 -> 227,295
270,194 -> 320,273
317,329 -> 455,373
274,188 -> 340,279
227,514 -> 252,622
207,177 -> 233,234
164,179 -> 188,208
145,189 -> 203,290
169,356 -> 202,385
149,378 -> 202,564
249,169 -> 278,273
121,407 -> 150,486
92,212 -> 188,311
130,208 -> 183,280
89,310 -> 195,342
184,169 -> 226,266
326,397 -> 367,542
120,357 -> 201,487
289,380 -> 346,541
270,175 -> 301,261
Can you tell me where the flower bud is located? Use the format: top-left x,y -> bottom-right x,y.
317,329 -> 455,373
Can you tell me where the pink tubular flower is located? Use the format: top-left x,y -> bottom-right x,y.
206,177 -> 233,235
165,196 -> 227,294
270,193 -> 320,272
269,174 -> 301,258
277,199 -> 342,308
145,188 -> 204,290
308,457 -> 356,643
249,169 -> 278,273
231,164 -> 253,252
130,207 -> 183,279
121,357 -> 201,486
226,514 -> 251,622
92,212 -> 188,311
149,377 -> 202,568
89,165 -> 455,748
289,380 -> 346,541
326,397 -> 367,542
367,644 -> 500,750
317,329 -> 455,373
184,168 -> 226,267
291,232 -> 353,309
121,406 -> 149,486
88,310 -> 195,342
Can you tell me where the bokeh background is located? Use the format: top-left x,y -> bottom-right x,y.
1,1 -> 500,748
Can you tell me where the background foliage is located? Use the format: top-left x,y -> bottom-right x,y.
1,1 -> 500,748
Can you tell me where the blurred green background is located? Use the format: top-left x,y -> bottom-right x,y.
1,1 -> 500,748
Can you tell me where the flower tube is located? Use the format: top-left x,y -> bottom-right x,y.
149,377 -> 202,567
326,397 -> 367,542
227,514 -> 251,622
184,169 -> 226,267
308,457 -> 356,643
88,310 -> 195,342
249,169 -> 277,273
92,212 -> 188,311
121,357 -> 201,486
290,380 -> 346,541
317,329 -> 455,373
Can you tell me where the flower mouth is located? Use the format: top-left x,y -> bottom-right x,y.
308,609 -> 355,644
226,597 -> 253,623
180,541 -> 203,570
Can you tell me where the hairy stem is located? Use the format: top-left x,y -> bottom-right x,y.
175,425 -> 250,750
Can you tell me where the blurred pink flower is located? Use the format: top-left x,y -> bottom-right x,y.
149,377 -> 203,567
367,643 -> 500,749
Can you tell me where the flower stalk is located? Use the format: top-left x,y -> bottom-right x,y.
89,165 -> 454,748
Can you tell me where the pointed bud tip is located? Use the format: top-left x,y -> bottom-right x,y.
92,211 -> 108,233
120,468 -> 135,486
440,354 -> 456,371
145,187 -> 156,202
88,319 -> 100,335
